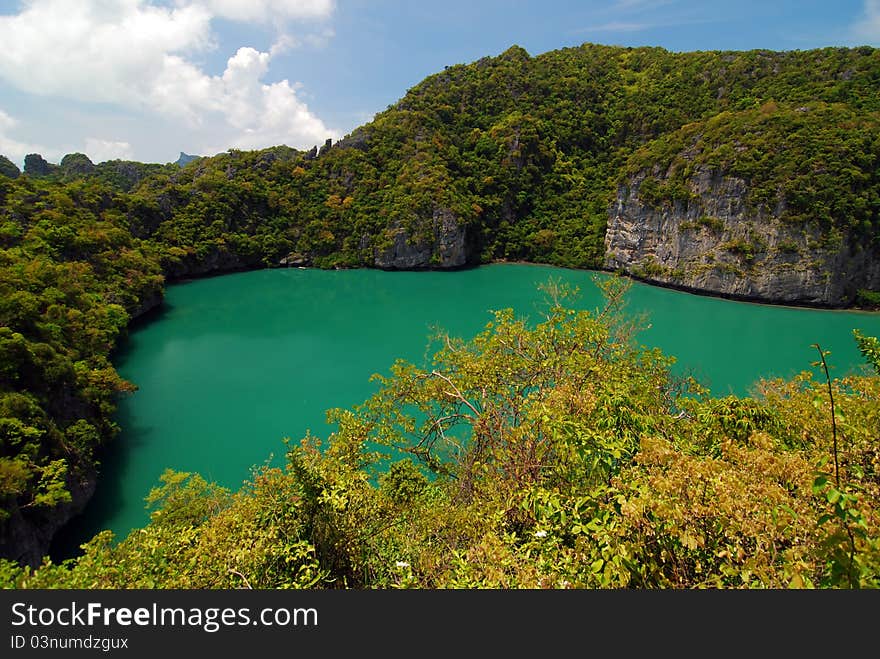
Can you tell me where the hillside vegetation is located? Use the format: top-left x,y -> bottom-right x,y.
0,42 -> 878,581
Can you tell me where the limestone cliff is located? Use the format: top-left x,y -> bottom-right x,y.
604,165 -> 880,307
374,207 -> 469,269
162,246 -> 258,280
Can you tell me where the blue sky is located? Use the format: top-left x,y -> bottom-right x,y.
0,0 -> 877,167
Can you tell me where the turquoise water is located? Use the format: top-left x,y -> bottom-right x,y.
52,264 -> 880,557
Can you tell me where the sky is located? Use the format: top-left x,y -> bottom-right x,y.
0,0 -> 878,167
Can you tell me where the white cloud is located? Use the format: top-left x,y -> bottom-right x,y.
576,14 -> 713,35
85,138 -> 135,163
0,109 -> 17,133
0,1 -> 214,103
194,0 -> 334,24
301,27 -> 335,48
269,26 -> 336,54
0,108 -> 137,166
201,47 -> 338,153
576,0 -> 713,36
852,0 -> 880,44
0,109 -> 59,166
0,0 -> 337,158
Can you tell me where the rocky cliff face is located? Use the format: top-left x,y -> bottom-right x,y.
0,466 -> 96,567
604,165 -> 880,306
23,153 -> 57,177
162,246 -> 258,280
374,207 -> 469,269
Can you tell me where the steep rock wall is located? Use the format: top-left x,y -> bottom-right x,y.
604,165 -> 880,306
0,468 -> 96,567
374,207 -> 469,269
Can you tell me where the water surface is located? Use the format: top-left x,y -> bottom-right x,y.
52,264 -> 880,557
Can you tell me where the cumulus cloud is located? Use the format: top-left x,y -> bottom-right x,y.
0,1 -> 214,103
852,0 -> 880,44
0,0 -> 337,156
194,47 -> 337,153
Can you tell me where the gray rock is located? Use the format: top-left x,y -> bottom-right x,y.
317,138 -> 333,157
23,153 -> 56,177
0,465 -> 96,568
375,207 -> 468,269
175,152 -> 200,167
279,253 -> 312,267
162,245 -> 255,280
60,152 -> 95,177
604,165 -> 880,306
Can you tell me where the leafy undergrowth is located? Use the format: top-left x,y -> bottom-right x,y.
2,278 -> 877,589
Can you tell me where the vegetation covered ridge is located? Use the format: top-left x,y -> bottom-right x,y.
0,41 -> 879,567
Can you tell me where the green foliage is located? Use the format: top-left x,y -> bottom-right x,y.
353,276 -> 675,495
0,155 -> 20,179
59,153 -> 95,178
856,289 -> 880,309
110,43 -> 875,274
625,102 -> 880,239
23,154 -> 56,177
0,173 -> 162,547
144,469 -> 231,529
804,339 -> 880,588
854,330 -> 880,376
2,41 -> 880,577
4,282 -> 876,589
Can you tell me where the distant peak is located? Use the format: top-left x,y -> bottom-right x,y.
176,152 -> 201,167
499,45 -> 531,61
0,153 -> 20,179
23,153 -> 57,177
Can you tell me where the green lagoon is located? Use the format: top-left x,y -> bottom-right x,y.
53,264 -> 880,557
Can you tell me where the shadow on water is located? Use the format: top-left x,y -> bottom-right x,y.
119,299 -> 173,342
49,302 -> 176,563
49,405 -> 157,562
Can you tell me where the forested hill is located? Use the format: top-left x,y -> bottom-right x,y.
7,44 -> 880,290
1,42 -> 879,567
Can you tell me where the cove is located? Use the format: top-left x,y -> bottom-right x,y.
52,264 -> 880,558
